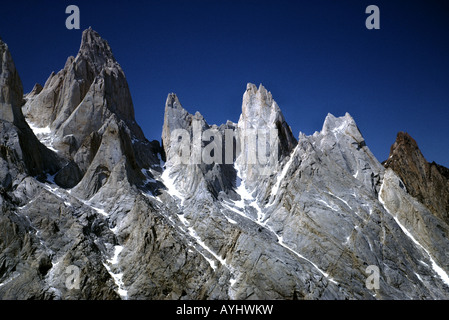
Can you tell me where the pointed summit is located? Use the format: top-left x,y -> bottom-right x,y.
383,132 -> 426,173
23,28 -> 141,155
321,112 -> 362,140
21,29 -> 159,195
165,93 -> 185,111
238,83 -> 297,162
235,83 -> 297,191
0,38 -> 61,184
78,28 -> 116,70
384,132 -> 449,223
239,83 -> 296,144
161,93 -> 209,160
240,83 -> 276,126
0,39 -> 25,126
386,132 -> 421,160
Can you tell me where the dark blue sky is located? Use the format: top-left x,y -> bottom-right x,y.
1,0 -> 448,166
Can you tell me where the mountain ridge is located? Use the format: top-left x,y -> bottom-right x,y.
1,29 -> 448,300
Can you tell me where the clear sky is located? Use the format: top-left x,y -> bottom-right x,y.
1,0 -> 448,166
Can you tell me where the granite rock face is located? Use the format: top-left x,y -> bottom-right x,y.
1,29 -> 449,300
22,28 -> 159,177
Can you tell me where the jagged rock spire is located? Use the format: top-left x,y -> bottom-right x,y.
384,132 -> 449,223
162,93 -> 193,155
75,27 -> 135,124
0,39 -> 25,126
238,83 -> 297,158
78,28 -> 116,69
321,112 -> 365,142
19,29 -> 160,196
23,28 -> 142,156
236,83 -> 297,187
0,38 -> 61,184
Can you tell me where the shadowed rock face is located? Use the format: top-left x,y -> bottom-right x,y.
0,40 -> 24,125
1,29 -> 449,300
0,39 -> 61,186
384,132 -> 449,224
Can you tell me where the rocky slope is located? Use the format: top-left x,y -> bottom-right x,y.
384,132 -> 449,224
1,29 -> 448,300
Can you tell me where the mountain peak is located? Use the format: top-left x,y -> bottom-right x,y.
0,38 -> 62,181
384,131 -> 424,167
237,83 -> 297,183
78,28 -> 115,69
0,38 -> 24,125
241,83 -> 282,127
165,93 -> 184,111
384,131 -> 449,223
162,93 -> 194,156
322,112 -> 361,139
20,28 -> 155,182
80,27 -> 109,50
239,83 -> 296,144
323,111 -> 354,126
392,131 -> 419,150
242,83 -> 274,112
